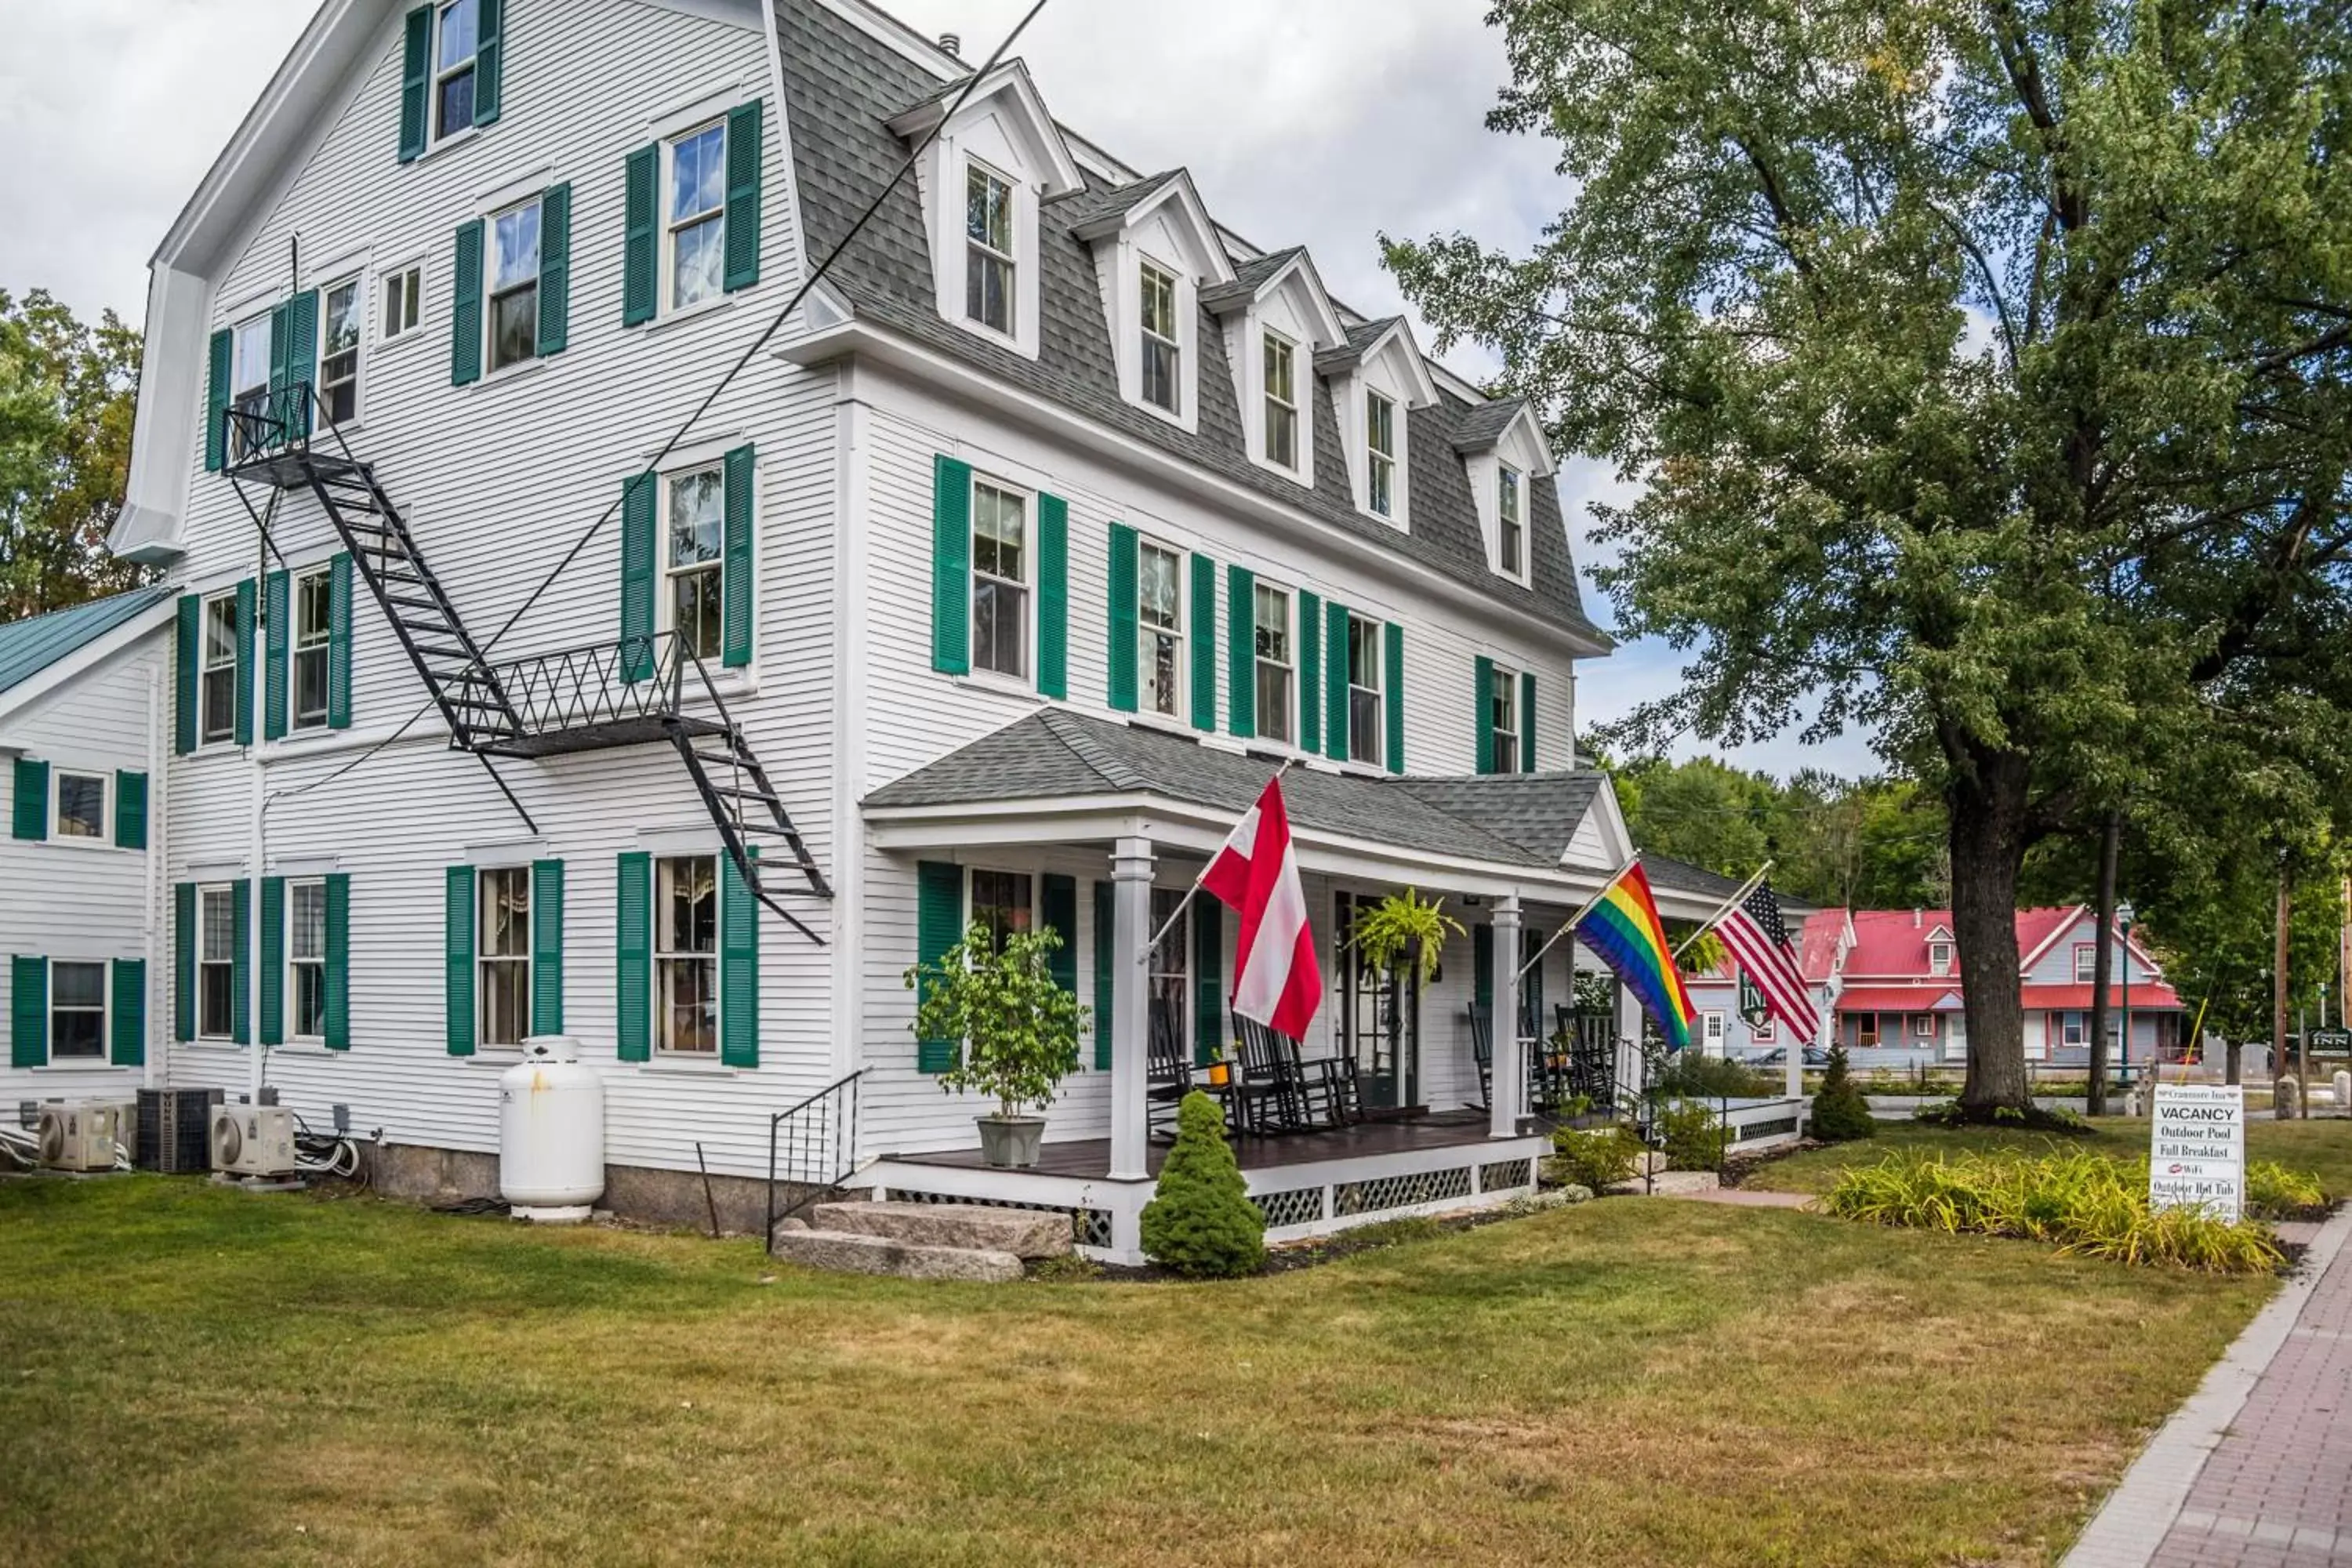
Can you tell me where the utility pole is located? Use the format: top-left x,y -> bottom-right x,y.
2276,859 -> 2293,1114
2089,811 -> 2121,1116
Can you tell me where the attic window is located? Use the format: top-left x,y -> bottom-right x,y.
1498,464 -> 1526,577
1931,941 -> 1954,975
965,163 -> 1016,336
1367,392 -> 1398,517
1140,262 -> 1180,414
1264,332 -> 1300,471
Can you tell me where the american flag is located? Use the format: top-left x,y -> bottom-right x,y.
1716,880 -> 1820,1043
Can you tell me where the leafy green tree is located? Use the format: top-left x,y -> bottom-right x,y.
1139,1092 -> 1266,1278
906,922 -> 1085,1119
1392,0 -> 2352,1116
0,290 -> 147,619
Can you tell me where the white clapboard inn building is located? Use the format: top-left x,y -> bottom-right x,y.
97,0 -> 1793,1257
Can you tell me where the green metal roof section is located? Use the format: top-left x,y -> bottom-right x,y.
0,584 -> 174,697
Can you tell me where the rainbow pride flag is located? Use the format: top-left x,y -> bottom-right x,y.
1578,861 -> 1697,1052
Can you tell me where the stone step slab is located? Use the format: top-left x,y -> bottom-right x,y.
808,1200 -> 1072,1259
1607,1170 -> 1722,1196
771,1227 -> 1025,1283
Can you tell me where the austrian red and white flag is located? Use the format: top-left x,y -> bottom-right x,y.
1201,775 -> 1323,1039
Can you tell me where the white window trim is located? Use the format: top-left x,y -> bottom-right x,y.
966,472 -> 1037,693
964,866 -> 1040,939
1138,258 -> 1183,417
197,882 -> 237,1042
1135,536 -> 1187,722
656,459 -> 731,664
285,877 -> 328,1044
1497,463 -> 1530,584
1363,387 -> 1402,525
199,590 -> 241,750
958,157 -> 1025,353
314,273 -> 366,432
481,194 -> 546,380
1701,1010 -> 1726,1047
1490,661 -> 1523,775
46,959 -> 109,1063
1914,1014 -> 1937,1038
432,0 -> 482,147
1123,252 -> 1200,430
654,852 -> 721,1059
1344,610 -> 1385,771
1251,579 -> 1298,750
50,768 -> 111,847
289,564 -> 335,733
379,261 -> 426,344
2072,943 -> 2098,984
660,118 -> 730,320
1930,941 -> 1955,976
476,865 -> 532,1051
1260,328 -> 1303,477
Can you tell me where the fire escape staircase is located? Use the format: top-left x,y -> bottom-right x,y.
223,386 -> 832,942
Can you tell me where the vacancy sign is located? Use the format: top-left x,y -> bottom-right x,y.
2149,1084 -> 2247,1223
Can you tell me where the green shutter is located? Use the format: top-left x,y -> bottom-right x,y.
724,100 -> 764,292
1474,655 -> 1496,775
234,579 -> 256,746
397,6 -> 430,162
1475,925 -> 1495,1019
1189,554 -> 1218,731
173,883 -> 195,1042
281,290 -> 318,437
263,568 -> 290,741
916,861 -> 963,1073
230,878 -> 252,1045
1194,901 -> 1223,1066
721,850 -> 759,1069
11,758 -> 47,841
1092,880 -> 1114,1071
622,144 -> 659,326
532,859 -> 564,1035
1323,599 -> 1349,762
259,876 -> 285,1047
1042,874 -> 1077,997
205,328 -> 231,471
451,219 -> 485,386
616,853 -> 652,1062
1226,564 -> 1255,739
1521,670 -> 1539,773
324,873 -> 351,1050
931,456 -> 972,676
1385,622 -> 1406,775
328,554 -> 354,729
12,957 -> 46,1069
722,445 -> 755,668
1298,590 -> 1322,753
111,958 -> 146,1068
537,182 -> 571,356
175,594 -> 200,753
1106,523 -> 1139,712
1037,492 -> 1069,699
445,866 -> 475,1057
620,472 -> 656,682
114,771 -> 147,851
474,0 -> 504,125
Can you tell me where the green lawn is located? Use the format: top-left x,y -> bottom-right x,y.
1748,1115 -> 2352,1197
0,1174 -> 2285,1566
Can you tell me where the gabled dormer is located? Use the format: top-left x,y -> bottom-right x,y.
887,60 -> 1084,361
1061,170 -> 1231,433
1454,399 -> 1555,587
1317,318 -> 1439,529
1202,249 -> 1348,485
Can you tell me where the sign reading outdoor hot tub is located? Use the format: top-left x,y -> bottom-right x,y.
2148,1083 -> 2246,1224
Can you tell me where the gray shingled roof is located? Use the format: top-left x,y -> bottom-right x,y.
0,584 -> 172,699
1450,398 -> 1529,453
864,710 -> 1621,869
773,0 -> 1605,646
1199,249 -> 1307,314
1314,316 -> 1403,375
1051,169 -> 1185,238
1642,855 -> 1747,902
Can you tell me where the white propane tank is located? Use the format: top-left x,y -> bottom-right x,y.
499,1036 -> 605,1222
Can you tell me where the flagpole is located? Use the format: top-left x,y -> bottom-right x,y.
1670,861 -> 1773,960
1513,853 -> 1641,985
1138,759 -> 1294,963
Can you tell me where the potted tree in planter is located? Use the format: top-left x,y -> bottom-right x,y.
905,920 -> 1085,1168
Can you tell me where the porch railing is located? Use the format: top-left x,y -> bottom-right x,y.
765,1069 -> 866,1250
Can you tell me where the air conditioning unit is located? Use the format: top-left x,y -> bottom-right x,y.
139,1087 -> 222,1174
210,1105 -> 297,1178
38,1103 -> 123,1173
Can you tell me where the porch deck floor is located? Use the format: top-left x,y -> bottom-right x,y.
885,1111 -> 1517,1180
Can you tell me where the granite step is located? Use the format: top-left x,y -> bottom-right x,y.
771,1227 -> 1025,1283
808,1200 -> 1072,1259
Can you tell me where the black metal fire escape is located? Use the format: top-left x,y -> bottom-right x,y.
223,385 -> 833,943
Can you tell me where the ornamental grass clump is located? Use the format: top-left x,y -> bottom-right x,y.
1822,1149 -> 2285,1275
1139,1092 -> 1266,1279
2247,1161 -> 2328,1221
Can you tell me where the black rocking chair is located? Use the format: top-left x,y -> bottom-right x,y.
1145,1001 -> 1193,1138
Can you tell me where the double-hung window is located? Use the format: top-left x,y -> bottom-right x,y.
1489,662 -> 1522,775
1147,886 -> 1189,1047
2072,944 -> 2096,984
1140,261 -> 1179,414
1498,464 -> 1526,576
201,593 -> 240,746
1931,941 -> 1955,976
1914,1015 -> 1936,1039
668,122 -> 728,311
1346,612 -> 1383,768
971,481 -> 1029,681
1253,583 -> 1294,746
434,0 -> 481,140
666,465 -> 726,662
487,198 -> 542,374
1264,332 -> 1299,471
54,771 -> 106,840
292,566 -> 332,731
2061,1011 -> 2088,1047
1138,541 -> 1183,718
229,315 -> 271,459
289,880 -> 328,1040
49,962 -> 106,1060
199,885 -> 237,1039
966,163 -> 1016,336
381,264 -> 423,342
657,855 -> 718,1055
318,277 -> 361,427
970,869 -> 1034,952
477,866 -> 531,1048
1367,391 -> 1398,517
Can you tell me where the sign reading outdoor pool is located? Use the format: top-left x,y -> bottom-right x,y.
2147,1083 -> 2246,1224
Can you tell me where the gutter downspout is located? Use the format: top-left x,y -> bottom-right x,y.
146,652 -> 166,1091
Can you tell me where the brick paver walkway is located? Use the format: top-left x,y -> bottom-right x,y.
2068,1208 -> 2352,1567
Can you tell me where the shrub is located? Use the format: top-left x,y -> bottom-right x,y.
1552,1123 -> 1645,1191
1809,1047 -> 1878,1142
1821,1149 -> 2285,1274
1139,1092 -> 1266,1278
1654,1052 -> 1777,1099
1656,1100 -> 1728,1171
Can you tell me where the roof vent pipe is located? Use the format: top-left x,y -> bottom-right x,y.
939,31 -> 962,57
1913,907 -> 1923,928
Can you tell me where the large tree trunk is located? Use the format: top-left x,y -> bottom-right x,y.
2087,811 -> 2121,1116
1950,750 -> 2034,1115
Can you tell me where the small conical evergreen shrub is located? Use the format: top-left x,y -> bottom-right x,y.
1809,1045 -> 1878,1142
1139,1091 -> 1266,1278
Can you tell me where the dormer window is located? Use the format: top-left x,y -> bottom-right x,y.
1499,464 -> 1526,577
1457,398 -> 1554,582
434,0 -> 481,140
1932,941 -> 1955,976
965,163 -> 1016,336
1264,332 -> 1300,471
1140,262 -> 1180,414
1367,392 -> 1398,517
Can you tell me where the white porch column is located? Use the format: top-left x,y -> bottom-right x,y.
1108,834 -> 1155,1182
1616,977 -> 1643,1102
1491,896 -> 1523,1138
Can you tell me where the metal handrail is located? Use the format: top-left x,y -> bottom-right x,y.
764,1069 -> 868,1251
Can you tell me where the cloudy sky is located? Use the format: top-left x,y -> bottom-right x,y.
0,0 -> 1878,777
